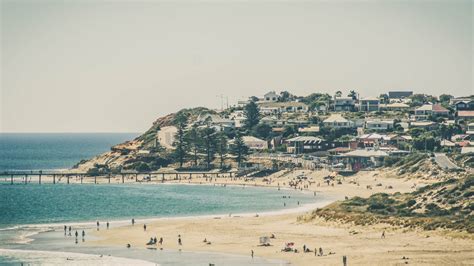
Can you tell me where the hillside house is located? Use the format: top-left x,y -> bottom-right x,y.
285,136 -> 328,154
359,97 -> 380,112
333,97 -> 356,112
263,91 -> 279,102
414,104 -> 449,120
365,119 -> 394,131
258,102 -> 308,115
388,91 -> 413,99
323,114 -> 354,128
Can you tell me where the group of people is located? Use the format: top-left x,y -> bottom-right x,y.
144,235 -> 182,246
63,225 -> 85,244
95,220 -> 110,231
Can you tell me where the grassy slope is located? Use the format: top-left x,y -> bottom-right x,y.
301,175 -> 473,233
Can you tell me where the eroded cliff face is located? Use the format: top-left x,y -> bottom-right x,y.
72,107 -> 215,172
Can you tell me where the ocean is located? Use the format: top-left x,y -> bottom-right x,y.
0,133 -> 139,171
0,133 -> 320,265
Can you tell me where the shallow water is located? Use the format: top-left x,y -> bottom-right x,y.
0,183 -> 317,265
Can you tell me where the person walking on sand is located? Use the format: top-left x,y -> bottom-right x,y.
251,250 -> 254,258
319,247 -> 323,256
143,224 -> 147,231
178,236 -> 182,245
82,230 -> 85,241
314,248 -> 317,256
96,221 -> 100,231
381,230 -> 385,239
106,221 -> 109,229
343,255 -> 347,266
159,237 -> 163,245
68,226 -> 72,236
132,218 -> 135,226
75,231 -> 78,239
64,225 -> 67,235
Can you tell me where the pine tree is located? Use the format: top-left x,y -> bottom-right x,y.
244,101 -> 260,129
216,130 -> 228,169
230,133 -> 249,168
185,124 -> 201,167
172,112 -> 189,168
201,124 -> 217,169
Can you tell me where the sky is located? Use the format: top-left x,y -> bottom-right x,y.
1,0 -> 473,133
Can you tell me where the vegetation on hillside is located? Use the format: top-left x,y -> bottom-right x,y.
300,175 -> 474,233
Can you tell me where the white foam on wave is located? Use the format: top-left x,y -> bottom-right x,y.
0,248 -> 156,265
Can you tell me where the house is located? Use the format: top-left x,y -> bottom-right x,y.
285,136 -> 328,154
333,97 -> 356,112
338,149 -> 389,170
454,100 -> 474,111
263,91 -> 279,102
457,111 -> 474,120
323,114 -> 354,128
298,126 -> 320,133
467,123 -> 474,135
233,136 -> 268,150
357,133 -> 391,147
461,147 -> 474,154
410,121 -> 437,130
229,111 -> 246,128
365,119 -> 394,131
388,91 -> 413,99
258,102 -> 308,115
359,97 -> 380,112
414,104 -> 449,120
196,113 -> 235,130
379,102 -> 410,111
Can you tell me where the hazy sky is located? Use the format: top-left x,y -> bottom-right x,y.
1,0 -> 473,133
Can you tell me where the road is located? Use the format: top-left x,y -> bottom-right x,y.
433,153 -> 461,171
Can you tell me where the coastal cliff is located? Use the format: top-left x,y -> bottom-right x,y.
72,107 -> 215,173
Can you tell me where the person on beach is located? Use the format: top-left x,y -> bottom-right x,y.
106,221 -> 109,229
314,248 -> 317,256
178,236 -> 182,245
68,226 -> 72,236
381,230 -> 385,239
319,247 -> 323,256
303,245 -> 306,253
82,230 -> 85,241
64,225 -> 67,235
144,224 -> 147,231
132,218 -> 135,226
251,250 -> 254,258
153,237 -> 157,244
96,221 -> 100,231
159,237 -> 163,245
75,231 -> 78,239
343,255 -> 347,266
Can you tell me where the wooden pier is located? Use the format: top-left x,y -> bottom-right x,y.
1,171 -> 234,185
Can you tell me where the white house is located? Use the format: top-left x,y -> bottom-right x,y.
379,102 -> 410,111
414,104 -> 449,120
258,102 -> 309,115
467,122 -> 474,135
322,114 -> 354,128
229,111 -> 246,128
263,91 -> 279,102
365,119 -> 394,131
196,113 -> 235,129
333,97 -> 356,112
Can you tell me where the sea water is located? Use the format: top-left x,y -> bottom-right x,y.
0,133 -> 317,265
0,184 -> 313,265
0,133 -> 138,171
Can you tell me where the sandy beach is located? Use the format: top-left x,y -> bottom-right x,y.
86,169 -> 474,265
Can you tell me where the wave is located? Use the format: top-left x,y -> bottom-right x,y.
0,248 -> 156,265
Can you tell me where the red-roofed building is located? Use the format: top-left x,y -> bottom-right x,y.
457,110 -> 474,119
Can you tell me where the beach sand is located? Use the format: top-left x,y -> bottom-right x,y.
87,169 -> 474,265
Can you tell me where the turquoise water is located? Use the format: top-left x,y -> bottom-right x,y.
0,133 -> 138,171
0,184 -> 313,265
0,183 -> 314,228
